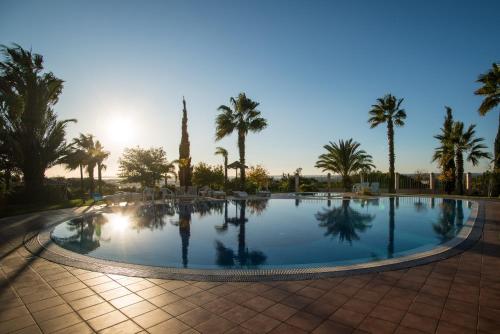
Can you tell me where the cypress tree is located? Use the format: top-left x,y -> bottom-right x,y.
179,97 -> 192,187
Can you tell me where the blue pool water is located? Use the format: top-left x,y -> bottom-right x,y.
50,197 -> 472,269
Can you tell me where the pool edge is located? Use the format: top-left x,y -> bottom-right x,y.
24,200 -> 483,282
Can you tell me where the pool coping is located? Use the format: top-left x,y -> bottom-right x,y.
24,199 -> 483,282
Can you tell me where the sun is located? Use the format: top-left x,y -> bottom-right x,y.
107,116 -> 136,144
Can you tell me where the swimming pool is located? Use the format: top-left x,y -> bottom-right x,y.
50,197 -> 473,270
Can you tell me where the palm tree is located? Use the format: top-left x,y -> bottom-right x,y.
62,148 -> 87,193
450,122 -> 491,195
216,93 -> 267,189
433,107 -> 456,194
0,44 -> 75,197
475,63 -> 499,195
215,146 -> 228,186
368,94 -> 407,193
93,140 -> 109,194
73,134 -> 97,194
315,139 -> 375,191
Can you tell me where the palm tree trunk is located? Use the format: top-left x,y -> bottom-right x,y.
79,164 -> 84,192
88,165 -> 95,195
238,131 -> 246,190
493,112 -> 500,196
455,150 -> 464,195
387,120 -> 395,193
224,157 -> 228,187
97,163 -> 102,194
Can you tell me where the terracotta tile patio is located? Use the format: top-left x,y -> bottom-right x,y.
0,201 -> 499,333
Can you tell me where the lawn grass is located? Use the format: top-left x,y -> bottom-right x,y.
0,198 -> 98,218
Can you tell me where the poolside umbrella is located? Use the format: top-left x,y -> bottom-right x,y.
227,161 -> 248,180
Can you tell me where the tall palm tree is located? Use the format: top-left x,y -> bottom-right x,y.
62,148 -> 87,192
93,140 -> 109,194
475,63 -> 499,195
0,44 -> 75,197
215,146 -> 228,186
73,133 -> 97,194
451,122 -> 491,195
368,94 -> 407,193
315,139 -> 375,191
216,93 -> 267,189
433,107 -> 456,194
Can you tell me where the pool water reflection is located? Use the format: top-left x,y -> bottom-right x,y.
50,197 -> 471,269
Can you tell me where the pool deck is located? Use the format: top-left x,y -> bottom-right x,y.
1,200 -> 499,333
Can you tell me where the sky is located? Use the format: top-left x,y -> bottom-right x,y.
1,0 -> 499,177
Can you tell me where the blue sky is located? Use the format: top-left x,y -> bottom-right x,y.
1,0 -> 499,177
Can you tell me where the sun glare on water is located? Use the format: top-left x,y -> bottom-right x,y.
108,214 -> 130,232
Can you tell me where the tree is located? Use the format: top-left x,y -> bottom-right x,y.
475,63 -> 499,195
368,94 -> 407,193
450,122 -> 491,195
73,134 -> 97,194
192,163 -> 224,189
62,148 -> 87,192
433,107 -> 456,194
118,147 -> 173,187
0,44 -> 75,197
315,139 -> 375,191
94,141 -> 109,194
247,165 -> 270,189
179,97 -> 192,188
215,146 -> 228,186
216,93 -> 267,189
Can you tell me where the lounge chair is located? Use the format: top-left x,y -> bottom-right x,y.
92,193 -> 103,203
142,187 -> 155,202
159,187 -> 174,200
256,189 -> 271,197
212,190 -> 226,198
232,191 -> 248,198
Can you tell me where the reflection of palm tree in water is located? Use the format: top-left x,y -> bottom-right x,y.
215,200 -> 267,267
388,197 -> 395,258
58,214 -> 102,254
315,199 -> 374,244
433,199 -> 463,241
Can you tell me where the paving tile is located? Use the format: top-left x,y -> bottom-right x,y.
147,318 -> 190,334
38,312 -> 82,333
408,301 -> 443,319
342,298 -> 377,315
11,324 -> 43,334
68,294 -> 104,310
88,310 -> 128,331
264,302 -> 297,321
194,314 -> 236,334
133,308 -> 171,328
330,307 -> 366,328
173,285 -> 204,298
99,319 -> 142,334
77,301 -> 115,320
91,281 -> 122,293
400,313 -> 438,334
148,291 -> 181,307
184,291 -> 218,306
135,286 -> 166,299
201,298 -> 236,315
312,320 -> 353,334
61,288 -> 95,302
370,304 -> 406,323
178,307 -> 215,327
99,287 -> 131,300
162,299 -> 198,316
242,296 -> 275,312
0,305 -> 29,322
221,305 -> 257,324
109,293 -> 143,309
281,294 -> 314,310
286,311 -> 323,331
52,322 -> 93,334
436,320 -> 475,334
359,316 -> 398,334
440,308 -> 477,330
270,323 -> 307,334
241,313 -> 280,333
0,314 -> 36,333
31,303 -> 73,322
120,300 -> 157,318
